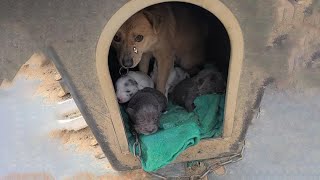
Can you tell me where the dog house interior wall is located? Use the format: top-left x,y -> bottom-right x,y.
96,0 -> 244,169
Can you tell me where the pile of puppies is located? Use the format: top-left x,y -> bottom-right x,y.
116,66 -> 189,135
115,65 -> 225,135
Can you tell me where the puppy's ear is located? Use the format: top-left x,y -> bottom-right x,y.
142,10 -> 162,34
197,78 -> 205,86
197,78 -> 206,90
126,107 -> 135,117
128,79 -> 138,86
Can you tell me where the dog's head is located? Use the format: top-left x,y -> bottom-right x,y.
111,10 -> 162,68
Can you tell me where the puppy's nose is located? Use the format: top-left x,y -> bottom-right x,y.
118,97 -> 125,103
122,58 -> 133,68
146,127 -> 158,134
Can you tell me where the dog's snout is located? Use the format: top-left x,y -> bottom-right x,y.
122,58 -> 133,68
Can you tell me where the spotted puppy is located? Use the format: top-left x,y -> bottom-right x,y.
151,63 -> 189,97
116,71 -> 154,103
126,87 -> 167,135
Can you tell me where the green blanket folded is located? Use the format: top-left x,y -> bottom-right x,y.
121,94 -> 225,172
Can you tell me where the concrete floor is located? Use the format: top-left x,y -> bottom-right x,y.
0,77 -> 114,179
1,77 -> 320,179
210,87 -> 320,179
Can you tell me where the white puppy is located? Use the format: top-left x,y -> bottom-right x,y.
116,71 -> 154,103
151,63 -> 189,97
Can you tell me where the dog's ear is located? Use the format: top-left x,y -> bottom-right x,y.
142,10 -> 162,34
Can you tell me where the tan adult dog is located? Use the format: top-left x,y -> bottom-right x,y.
112,3 -> 208,94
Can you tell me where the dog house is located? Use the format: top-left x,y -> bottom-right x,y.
38,0 -> 278,172
5,0 -> 275,173
96,0 -> 249,171
0,0 -> 285,173
2,0 -> 318,174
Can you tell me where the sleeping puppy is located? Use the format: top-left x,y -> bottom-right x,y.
170,68 -> 226,112
111,3 -> 208,94
126,87 -> 167,135
116,71 -> 154,103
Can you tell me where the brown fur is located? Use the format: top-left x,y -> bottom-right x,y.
112,3 -> 208,94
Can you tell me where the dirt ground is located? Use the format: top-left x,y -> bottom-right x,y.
3,53 -> 106,161
49,128 -> 105,161
2,170 -> 152,180
0,53 -> 153,179
0,53 -> 70,102
19,53 -> 71,103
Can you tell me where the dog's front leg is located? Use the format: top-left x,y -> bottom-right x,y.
139,53 -> 152,74
154,53 -> 174,95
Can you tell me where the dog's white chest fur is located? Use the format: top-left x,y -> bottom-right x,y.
151,64 -> 189,97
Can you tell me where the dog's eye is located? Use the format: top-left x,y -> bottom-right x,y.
113,34 -> 121,42
126,90 -> 130,93
135,35 -> 144,42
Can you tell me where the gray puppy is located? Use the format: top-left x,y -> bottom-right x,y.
126,87 -> 167,135
170,68 -> 226,112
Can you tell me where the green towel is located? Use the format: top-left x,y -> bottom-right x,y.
121,94 -> 225,172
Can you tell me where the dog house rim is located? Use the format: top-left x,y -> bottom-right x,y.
96,0 -> 244,154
